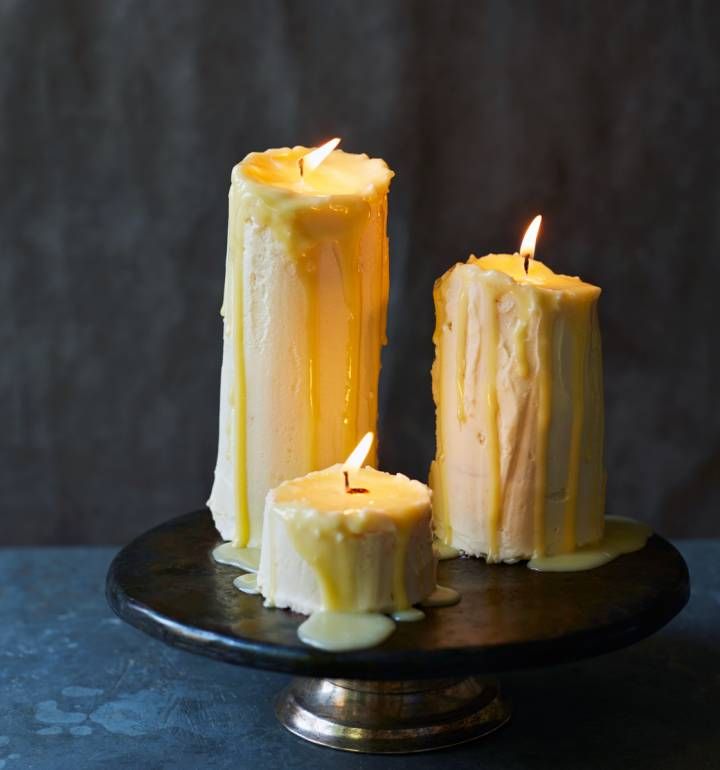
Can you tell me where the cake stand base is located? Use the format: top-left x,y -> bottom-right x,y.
275,676 -> 510,753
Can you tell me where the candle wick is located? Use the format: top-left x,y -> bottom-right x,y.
343,470 -> 369,495
298,157 -> 304,178
523,254 -> 530,274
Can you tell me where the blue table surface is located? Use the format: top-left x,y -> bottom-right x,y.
0,542 -> 717,770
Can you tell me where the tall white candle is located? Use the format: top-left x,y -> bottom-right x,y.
208,143 -> 394,549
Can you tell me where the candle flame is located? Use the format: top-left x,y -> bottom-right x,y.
520,214 -> 542,260
342,431 -> 374,471
303,137 -> 341,173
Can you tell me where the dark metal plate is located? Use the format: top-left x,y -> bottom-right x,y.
106,509 -> 689,679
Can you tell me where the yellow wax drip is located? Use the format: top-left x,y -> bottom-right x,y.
343,246 -> 363,456
456,284 -> 469,423
528,516 -> 651,572
392,526 -> 411,610
485,288 -> 503,561
533,306 -> 553,558
219,148 -> 392,547
513,293 -> 530,379
419,585 -> 461,608
212,542 -> 260,572
298,611 -> 395,651
591,304 -> 606,537
297,255 -> 319,468
367,205 -> 388,466
380,214 -> 390,347
230,187 -> 250,548
430,280 -> 452,544
562,303 -> 589,551
429,253 -> 604,563
262,465 -> 434,618
284,511 -> 417,612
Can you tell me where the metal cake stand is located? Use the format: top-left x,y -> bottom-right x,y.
106,510 -> 689,754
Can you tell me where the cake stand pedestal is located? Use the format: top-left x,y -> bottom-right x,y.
275,676 -> 508,752
106,510 -> 689,754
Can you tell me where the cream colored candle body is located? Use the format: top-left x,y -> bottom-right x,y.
257,465 -> 436,615
430,254 -> 605,562
208,148 -> 394,548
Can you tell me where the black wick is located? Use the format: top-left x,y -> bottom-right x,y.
298,157 -> 305,178
343,470 -> 368,495
523,253 -> 530,274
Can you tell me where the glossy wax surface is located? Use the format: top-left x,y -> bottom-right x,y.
237,146 -> 394,196
471,253 -> 600,295
272,465 -> 431,521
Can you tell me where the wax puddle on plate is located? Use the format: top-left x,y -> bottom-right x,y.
433,542 -> 460,561
215,541 -> 461,649
527,516 -> 652,572
212,543 -> 260,573
298,612 -> 396,651
233,573 -> 259,595
420,585 -> 461,608
391,608 -> 426,622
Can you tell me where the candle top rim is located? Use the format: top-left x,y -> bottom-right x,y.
268,464 -> 431,527
232,146 -> 394,198
466,253 -> 601,296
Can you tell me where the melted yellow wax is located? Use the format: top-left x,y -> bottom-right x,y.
471,254 -> 600,560
472,253 -> 601,297
228,183 -> 250,547
590,304 -> 607,539
456,283 -> 469,423
420,585 -> 461,608
222,148 -> 393,546
274,465 -> 432,613
431,252 -> 603,561
298,611 -> 395,652
482,278 -> 503,560
533,300 -> 553,557
391,608 -> 426,622
233,573 -> 260,594
259,465 -> 462,651
513,292 -> 531,379
429,281 -> 452,544
528,516 -> 651,572
212,543 -> 261,573
562,303 -> 589,551
433,541 -> 460,560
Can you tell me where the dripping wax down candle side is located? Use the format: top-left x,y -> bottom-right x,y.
430,251 -> 605,562
207,145 -> 394,548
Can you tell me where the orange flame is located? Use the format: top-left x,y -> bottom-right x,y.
342,432 -> 374,471
520,214 -> 542,261
302,137 -> 341,173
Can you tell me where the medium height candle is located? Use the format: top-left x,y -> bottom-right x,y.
430,218 -> 605,563
208,142 -> 394,550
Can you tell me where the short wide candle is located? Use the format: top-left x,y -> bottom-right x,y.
207,144 -> 394,548
430,251 -> 605,562
257,464 -> 435,615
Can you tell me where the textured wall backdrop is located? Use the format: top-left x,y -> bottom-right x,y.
1,0 -> 717,544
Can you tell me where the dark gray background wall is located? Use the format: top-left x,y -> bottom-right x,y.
1,1 -> 717,544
